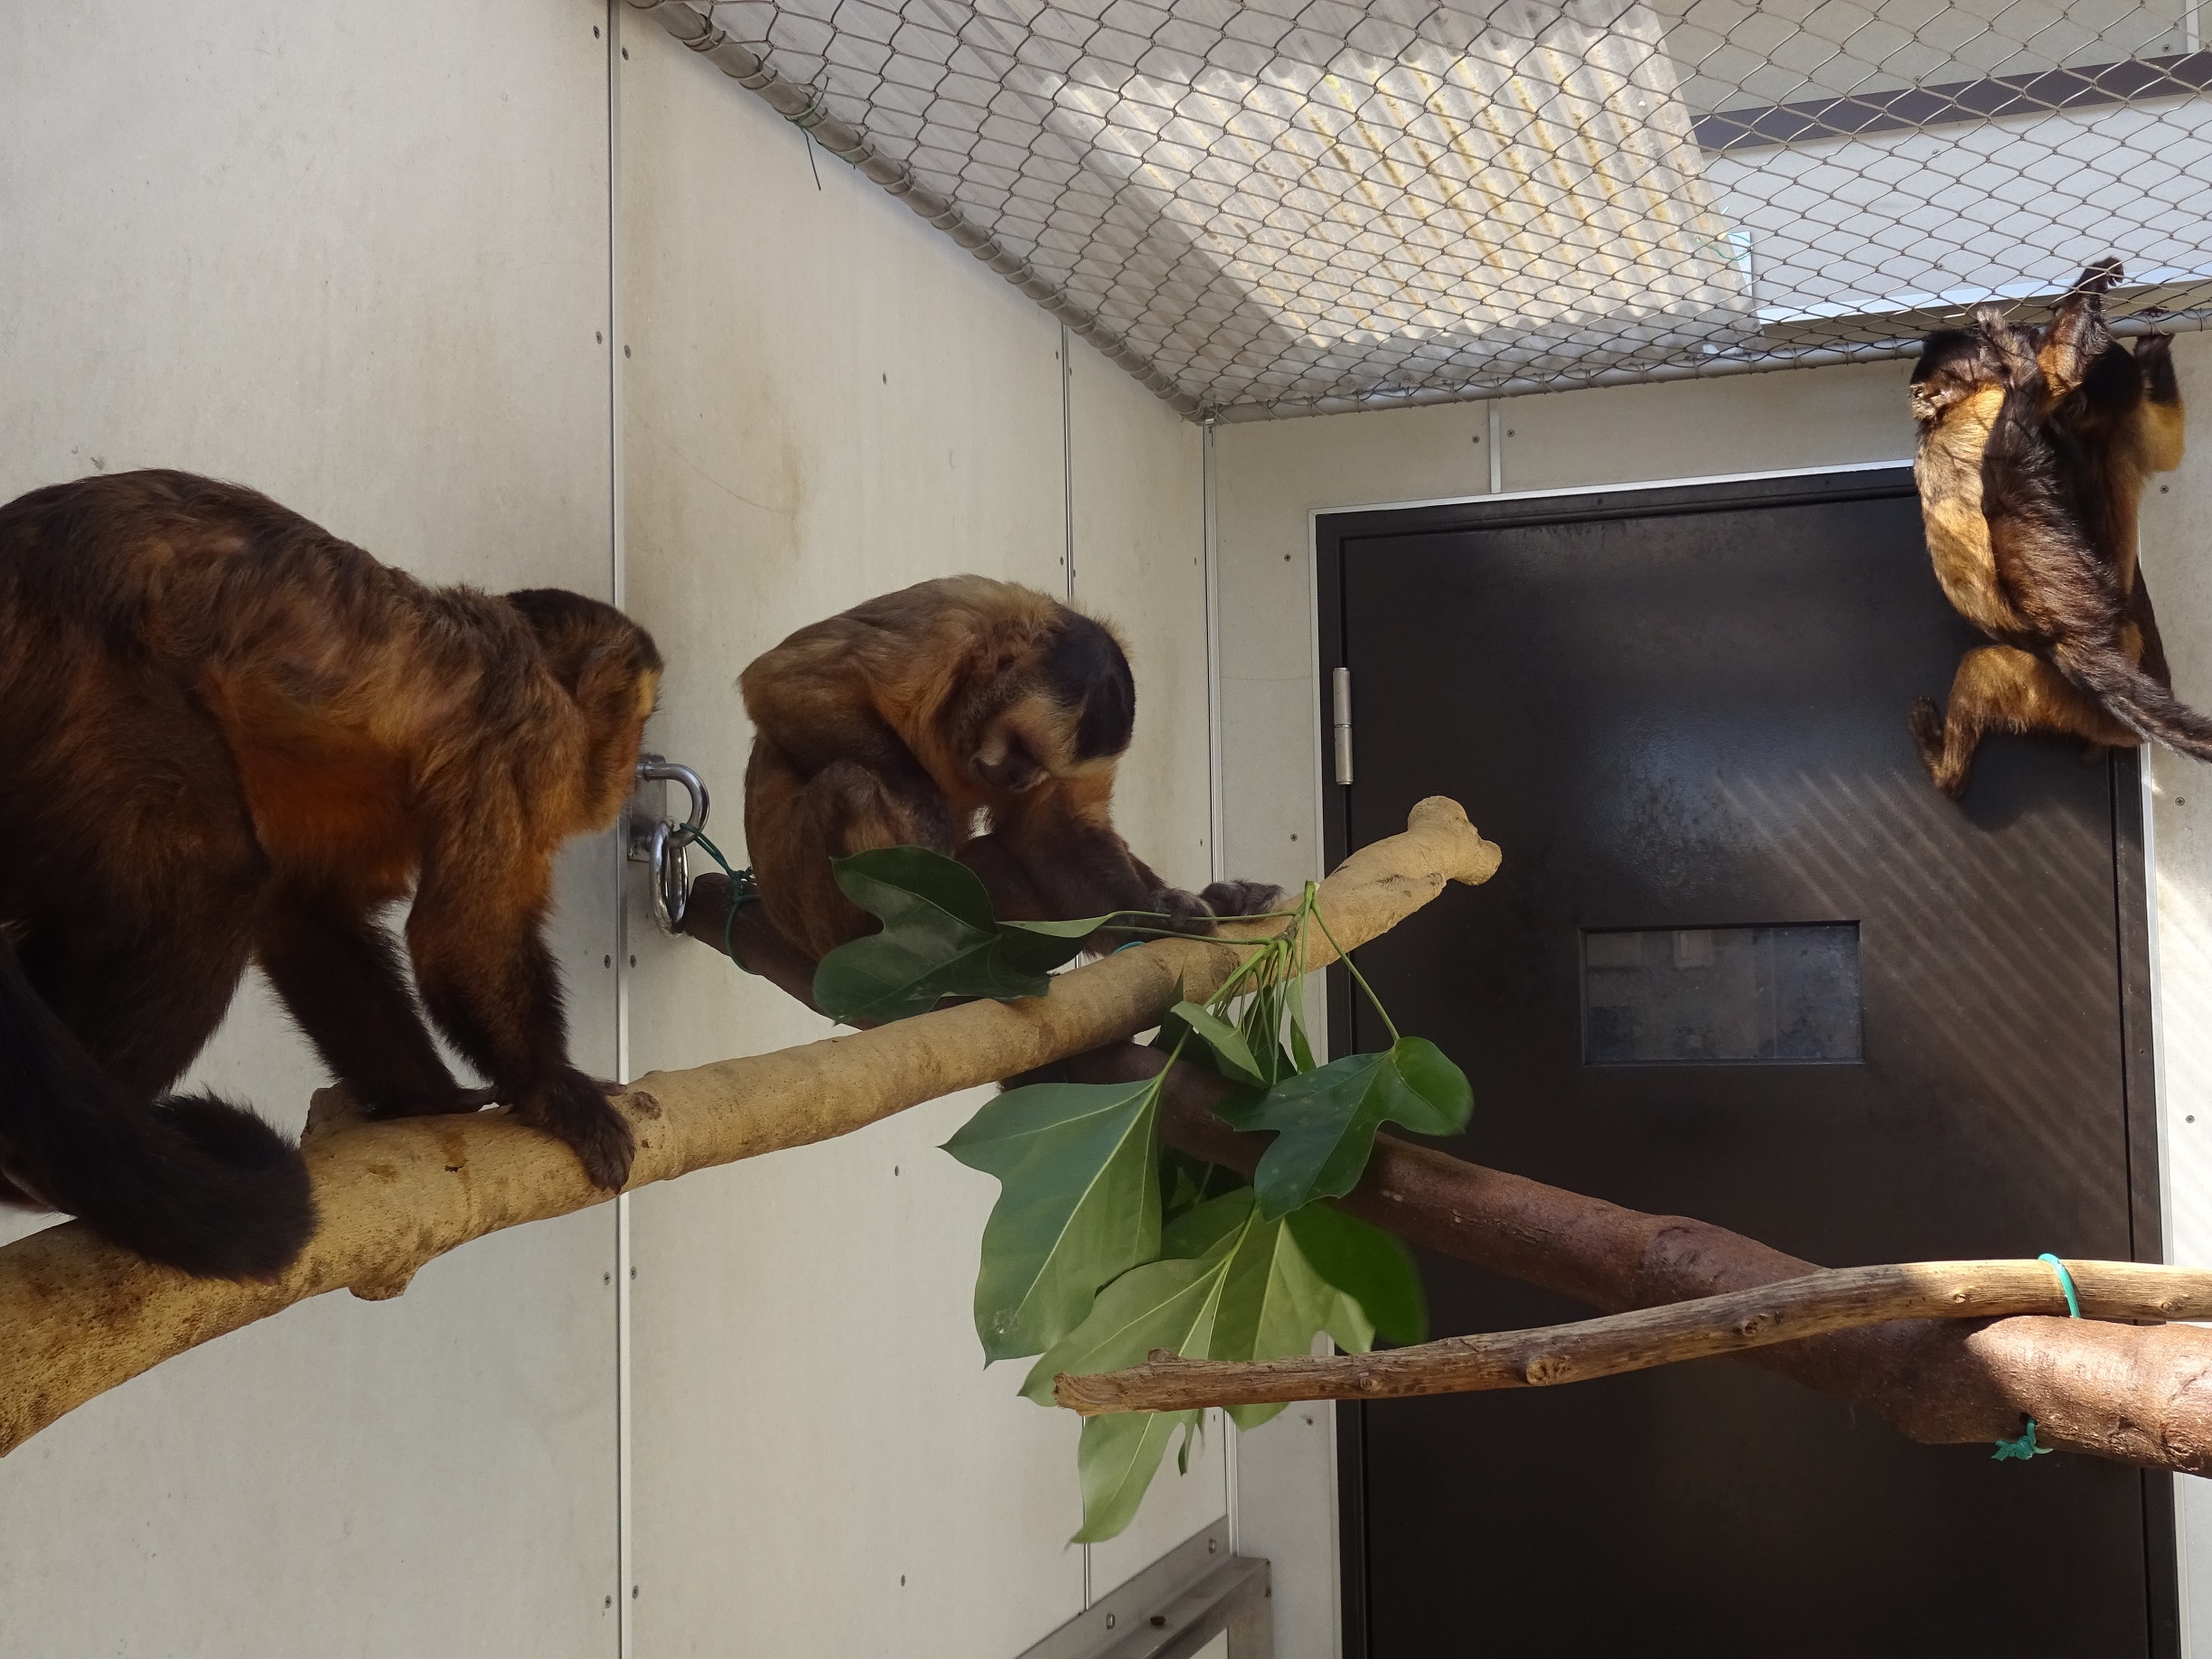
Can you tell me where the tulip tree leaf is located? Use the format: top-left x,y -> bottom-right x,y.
1283,1204 -> 1427,1349
1202,1204 -> 1374,1431
1157,1000 -> 1268,1088
944,1078 -> 1163,1363
1217,1037 -> 1471,1219
1031,1190 -> 1392,1531
812,847 -> 1111,1023
1021,1195 -> 1249,1541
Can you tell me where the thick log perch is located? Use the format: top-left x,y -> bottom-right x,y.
1055,1260 -> 2212,1414
0,799 -> 1499,1457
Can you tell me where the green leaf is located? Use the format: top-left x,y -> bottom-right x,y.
1158,999 -> 1267,1087
1288,1011 -> 1317,1075
1158,1147 -> 1249,1224
1210,1207 -> 1375,1430
944,1079 -> 1163,1363
1023,1196 -> 1249,1542
1216,1036 -> 1471,1219
1284,1204 -> 1428,1347
811,847 -> 1109,1023
1020,1196 -> 1248,1405
1073,1411 -> 1202,1543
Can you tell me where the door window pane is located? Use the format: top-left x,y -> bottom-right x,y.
1582,923 -> 1861,1065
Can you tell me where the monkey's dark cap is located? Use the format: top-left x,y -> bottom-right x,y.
1045,613 -> 1136,760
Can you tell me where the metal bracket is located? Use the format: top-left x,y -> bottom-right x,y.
1013,1519 -> 1271,1659
627,755 -> 711,933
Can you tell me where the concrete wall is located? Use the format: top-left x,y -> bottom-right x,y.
1212,338 -> 2212,1657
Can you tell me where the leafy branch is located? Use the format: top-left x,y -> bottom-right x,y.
839,849 -> 1469,1539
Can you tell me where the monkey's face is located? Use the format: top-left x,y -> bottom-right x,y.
1910,326 -> 2017,432
970,693 -> 1062,794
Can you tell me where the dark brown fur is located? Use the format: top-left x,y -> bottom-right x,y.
1907,263 -> 2190,797
738,576 -> 1278,960
0,471 -> 661,1277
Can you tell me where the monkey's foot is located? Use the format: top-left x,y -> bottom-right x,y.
522,1071 -> 638,1191
1907,698 -> 1946,771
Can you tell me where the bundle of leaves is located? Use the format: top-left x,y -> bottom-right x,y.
814,849 -> 1470,1540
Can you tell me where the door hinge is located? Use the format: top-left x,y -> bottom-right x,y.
1332,666 -> 1354,785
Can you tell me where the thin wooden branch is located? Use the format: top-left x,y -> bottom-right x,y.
1054,1259 -> 2212,1413
0,799 -> 1500,1457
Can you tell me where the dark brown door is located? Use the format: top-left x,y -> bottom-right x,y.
1318,468 -> 2172,1657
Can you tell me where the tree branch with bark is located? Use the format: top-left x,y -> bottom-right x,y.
0,799 -> 1495,1457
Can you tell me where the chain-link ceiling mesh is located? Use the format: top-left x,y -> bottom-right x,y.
631,0 -> 2212,418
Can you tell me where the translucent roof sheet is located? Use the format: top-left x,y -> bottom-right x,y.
635,0 -> 2212,417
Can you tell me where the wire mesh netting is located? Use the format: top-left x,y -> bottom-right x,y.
631,0 -> 2212,417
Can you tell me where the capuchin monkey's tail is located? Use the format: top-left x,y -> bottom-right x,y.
2052,635 -> 2212,763
0,938 -> 315,1279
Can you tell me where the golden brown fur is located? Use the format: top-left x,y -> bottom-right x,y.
0,470 -> 660,1277
739,576 -> 1277,960
1907,263 -> 2190,796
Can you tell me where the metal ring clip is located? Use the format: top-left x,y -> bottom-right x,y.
629,755 -> 711,933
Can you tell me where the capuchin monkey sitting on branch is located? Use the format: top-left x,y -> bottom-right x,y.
739,576 -> 1281,961
1907,261 -> 2193,797
0,470 -> 662,1279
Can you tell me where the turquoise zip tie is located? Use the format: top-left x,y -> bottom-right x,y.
1994,1255 -> 2085,1460
682,830 -> 760,974
2039,1252 -> 2084,1318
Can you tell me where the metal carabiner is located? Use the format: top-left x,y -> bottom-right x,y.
628,755 -> 712,933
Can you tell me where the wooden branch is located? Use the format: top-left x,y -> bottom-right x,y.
1086,1055 -> 2212,1474
655,812 -> 2212,1476
0,798 -> 1500,1456
1055,1259 -> 2212,1413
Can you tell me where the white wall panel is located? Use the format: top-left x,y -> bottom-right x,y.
2136,332 -> 2212,1655
0,1 -> 623,1654
616,21 -> 1227,1654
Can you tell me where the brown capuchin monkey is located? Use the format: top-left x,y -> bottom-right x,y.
739,575 -> 1280,961
1907,262 -> 2193,797
0,470 -> 662,1279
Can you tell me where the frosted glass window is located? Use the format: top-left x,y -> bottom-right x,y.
1582,923 -> 1861,1065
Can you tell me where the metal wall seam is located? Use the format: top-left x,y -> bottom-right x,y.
622,0 -> 1200,417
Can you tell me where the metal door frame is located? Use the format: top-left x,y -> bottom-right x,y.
1310,463 -> 2174,1659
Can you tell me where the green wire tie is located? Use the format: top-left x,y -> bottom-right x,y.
681,829 -> 760,974
1992,1254 -> 2084,1461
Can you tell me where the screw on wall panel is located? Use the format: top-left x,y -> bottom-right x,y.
631,1266 -> 638,1279
623,345 -> 632,358
900,1575 -> 906,1586
1151,1615 -> 1168,1627
622,45 -> 629,58
1208,1538 -> 1220,1552
604,1596 -> 612,1607
1104,1613 -> 1116,1629
596,332 -> 604,344
604,954 -> 612,968
630,954 -> 638,967
633,1586 -> 640,1598
603,1272 -> 611,1285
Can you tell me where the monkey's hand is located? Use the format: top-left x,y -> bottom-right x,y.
518,1069 -> 637,1191
1199,879 -> 1287,923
